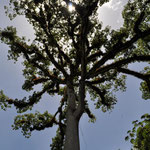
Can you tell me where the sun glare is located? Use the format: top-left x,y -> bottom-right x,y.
68,2 -> 75,12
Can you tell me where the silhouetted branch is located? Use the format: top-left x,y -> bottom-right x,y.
87,55 -> 150,79
86,83 -> 109,107
87,28 -> 150,78
117,67 -> 150,80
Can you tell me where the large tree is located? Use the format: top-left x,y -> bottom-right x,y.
0,0 -> 150,149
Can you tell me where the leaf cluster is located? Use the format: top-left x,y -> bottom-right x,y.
125,114 -> 150,150
12,111 -> 55,138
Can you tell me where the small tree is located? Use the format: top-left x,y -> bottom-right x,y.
1,0 -> 150,149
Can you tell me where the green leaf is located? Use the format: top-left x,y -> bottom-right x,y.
125,136 -> 129,141
130,139 -> 134,144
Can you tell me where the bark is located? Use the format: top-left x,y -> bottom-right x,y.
64,86 -> 80,150
64,110 -> 80,150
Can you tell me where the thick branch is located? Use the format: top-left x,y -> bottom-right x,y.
85,71 -> 117,85
74,31 -> 87,120
87,55 -> 150,79
85,77 -> 106,85
8,91 -> 45,109
7,82 -> 56,110
87,28 -> 150,78
134,11 -> 145,34
44,45 -> 69,78
117,67 -> 150,80
134,0 -> 150,33
87,51 -> 105,63
117,67 -> 150,92
67,17 -> 80,50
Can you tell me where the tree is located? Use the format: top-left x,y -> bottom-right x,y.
125,114 -> 150,150
0,0 -> 150,150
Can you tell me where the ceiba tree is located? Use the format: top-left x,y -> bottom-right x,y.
0,0 -> 150,149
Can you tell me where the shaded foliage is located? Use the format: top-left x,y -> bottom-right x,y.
126,114 -> 150,150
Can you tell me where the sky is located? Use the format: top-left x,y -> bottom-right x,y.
0,0 -> 150,150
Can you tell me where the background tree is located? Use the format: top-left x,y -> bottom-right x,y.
0,0 -> 150,150
125,114 -> 150,150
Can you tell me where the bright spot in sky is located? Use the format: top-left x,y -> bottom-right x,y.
68,3 -> 75,12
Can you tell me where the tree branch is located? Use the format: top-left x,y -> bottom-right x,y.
117,67 -> 150,81
86,83 -> 109,107
44,45 -> 69,78
7,82 -> 57,110
87,55 -> 150,79
117,67 -> 150,92
87,28 -> 150,78
87,51 -> 105,63
14,41 -> 66,83
30,88 -> 68,132
26,9 -> 71,77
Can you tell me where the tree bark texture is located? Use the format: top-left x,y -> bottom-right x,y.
64,86 -> 80,150
64,111 -> 80,150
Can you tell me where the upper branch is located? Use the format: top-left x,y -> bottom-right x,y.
15,41 -> 65,83
117,68 -> 150,81
87,2 -> 150,76
87,55 -> 150,79
133,0 -> 149,34
86,28 -> 150,79
26,9 -> 71,77
117,67 -> 150,92
87,51 -> 105,63
67,17 -> 80,50
44,45 -> 69,78
7,86 -> 48,110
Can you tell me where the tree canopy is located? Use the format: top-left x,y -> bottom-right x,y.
0,0 -> 150,149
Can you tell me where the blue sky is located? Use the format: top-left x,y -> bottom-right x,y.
0,0 -> 150,150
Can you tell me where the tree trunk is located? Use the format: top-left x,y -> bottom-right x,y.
64,111 -> 80,150
64,86 -> 81,150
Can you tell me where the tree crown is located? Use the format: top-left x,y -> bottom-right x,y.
1,0 -> 150,149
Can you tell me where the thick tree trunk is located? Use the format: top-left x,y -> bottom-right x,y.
64,86 -> 81,150
64,111 -> 80,150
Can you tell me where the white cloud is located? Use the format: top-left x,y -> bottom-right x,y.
103,0 -> 123,11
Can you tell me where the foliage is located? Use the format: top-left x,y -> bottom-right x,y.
0,0 -> 150,149
0,90 -> 11,111
125,114 -> 150,150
